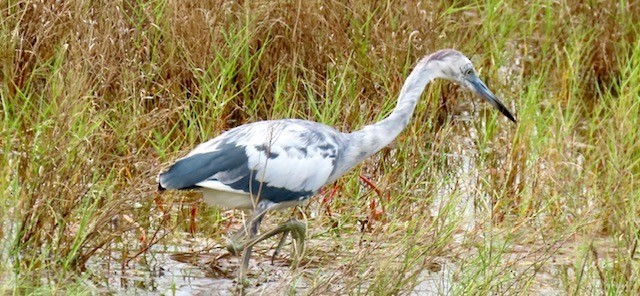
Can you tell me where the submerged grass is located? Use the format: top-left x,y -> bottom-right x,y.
1,0 -> 639,294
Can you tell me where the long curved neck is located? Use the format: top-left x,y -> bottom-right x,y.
333,56 -> 440,177
369,59 -> 437,143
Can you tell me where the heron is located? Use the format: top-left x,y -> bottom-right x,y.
157,49 -> 516,280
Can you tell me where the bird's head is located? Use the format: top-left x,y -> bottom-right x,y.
425,49 -> 516,123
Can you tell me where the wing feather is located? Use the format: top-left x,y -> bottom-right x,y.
158,119 -> 344,204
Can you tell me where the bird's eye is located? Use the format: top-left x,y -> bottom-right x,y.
464,68 -> 473,76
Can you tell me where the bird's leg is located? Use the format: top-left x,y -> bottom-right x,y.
240,219 -> 306,266
271,231 -> 290,264
225,211 -> 263,255
225,227 -> 247,255
274,219 -> 305,266
226,218 -> 305,263
222,212 -> 244,254
229,203 -> 306,282
238,210 -> 266,282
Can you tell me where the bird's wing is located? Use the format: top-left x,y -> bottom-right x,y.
158,120 -> 342,203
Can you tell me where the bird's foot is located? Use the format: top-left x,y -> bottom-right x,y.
230,219 -> 306,264
269,219 -> 306,266
228,219 -> 307,282
226,241 -> 244,256
225,227 -> 250,255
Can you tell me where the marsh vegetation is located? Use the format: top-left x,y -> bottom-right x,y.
1,0 -> 639,294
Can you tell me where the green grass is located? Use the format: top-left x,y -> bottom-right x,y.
1,0 -> 640,294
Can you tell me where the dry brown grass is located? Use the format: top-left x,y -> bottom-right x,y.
2,0 -> 640,294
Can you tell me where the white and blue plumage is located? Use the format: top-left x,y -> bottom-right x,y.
157,49 -> 516,280
159,119 -> 346,210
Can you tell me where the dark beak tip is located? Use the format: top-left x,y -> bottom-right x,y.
470,78 -> 516,124
496,105 -> 516,124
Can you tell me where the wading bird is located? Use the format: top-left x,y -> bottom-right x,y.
157,49 -> 516,280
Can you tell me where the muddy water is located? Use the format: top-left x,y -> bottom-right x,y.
87,238 -> 316,294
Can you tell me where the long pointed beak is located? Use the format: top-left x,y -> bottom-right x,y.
469,76 -> 516,123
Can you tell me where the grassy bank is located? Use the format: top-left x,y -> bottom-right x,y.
1,0 -> 639,294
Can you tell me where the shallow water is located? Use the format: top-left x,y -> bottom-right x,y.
87,238 -> 315,295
